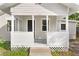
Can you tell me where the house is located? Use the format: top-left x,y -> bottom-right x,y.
0,3 -> 79,51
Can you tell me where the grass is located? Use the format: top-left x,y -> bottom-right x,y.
3,47 -> 29,56
0,38 -> 29,56
0,38 -> 10,50
51,50 -> 74,56
0,41 -> 10,50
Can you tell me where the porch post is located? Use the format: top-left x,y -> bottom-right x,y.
18,19 -> 19,31
46,15 -> 48,44
46,15 -> 48,32
66,8 -> 69,32
32,15 -> 34,32
11,15 -> 15,32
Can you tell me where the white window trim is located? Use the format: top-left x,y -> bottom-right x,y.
41,18 -> 47,32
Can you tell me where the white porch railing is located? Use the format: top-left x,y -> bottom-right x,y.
47,32 -> 69,51
11,32 -> 34,47
11,31 -> 69,51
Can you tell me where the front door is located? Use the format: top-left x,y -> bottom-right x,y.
34,18 -> 47,44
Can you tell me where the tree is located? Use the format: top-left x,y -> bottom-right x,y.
69,12 -> 79,27
69,13 -> 79,20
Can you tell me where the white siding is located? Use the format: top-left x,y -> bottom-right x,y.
40,3 -> 68,16
15,16 -> 32,32
57,20 -> 76,39
11,4 -> 56,15
35,16 -> 47,39
49,16 -> 57,32
0,14 -> 12,41
69,22 -> 76,39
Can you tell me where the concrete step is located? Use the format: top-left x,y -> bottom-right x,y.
30,47 -> 52,56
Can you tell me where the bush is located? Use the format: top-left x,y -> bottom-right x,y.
51,50 -> 74,56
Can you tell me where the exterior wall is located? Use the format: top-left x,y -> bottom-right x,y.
34,16 -> 57,40
15,16 -> 32,32
69,22 -> 76,39
57,20 -> 76,39
35,16 -> 46,39
0,14 -> 12,41
49,16 -> 57,32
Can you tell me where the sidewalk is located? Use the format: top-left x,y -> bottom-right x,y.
30,47 -> 52,56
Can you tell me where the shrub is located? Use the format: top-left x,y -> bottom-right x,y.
4,47 -> 29,56
51,50 -> 74,56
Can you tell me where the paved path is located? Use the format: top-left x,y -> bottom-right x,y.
30,47 -> 52,56
70,38 -> 79,56
0,47 -> 7,56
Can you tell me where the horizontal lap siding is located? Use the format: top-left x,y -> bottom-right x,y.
40,3 -> 68,16
11,4 -> 55,15
0,14 -> 11,41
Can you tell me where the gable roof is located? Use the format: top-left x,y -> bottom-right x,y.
11,3 -> 58,15
0,3 -> 79,16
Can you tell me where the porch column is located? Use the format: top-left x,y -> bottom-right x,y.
32,15 -> 34,32
46,15 -> 48,44
46,15 -> 48,32
11,15 -> 15,32
66,8 -> 69,32
18,19 -> 19,31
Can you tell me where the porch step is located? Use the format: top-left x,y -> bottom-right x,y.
34,39 -> 47,44
30,47 -> 52,56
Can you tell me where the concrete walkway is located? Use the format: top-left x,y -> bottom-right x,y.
70,38 -> 79,56
0,47 -> 7,56
30,47 -> 52,56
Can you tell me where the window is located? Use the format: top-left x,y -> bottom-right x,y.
61,24 -> 66,30
42,20 -> 47,31
7,20 -> 11,31
28,20 -> 32,32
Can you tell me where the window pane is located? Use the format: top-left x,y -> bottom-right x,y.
61,24 -> 66,30
28,20 -> 32,32
42,26 -> 46,31
7,20 -> 11,31
43,20 -> 46,25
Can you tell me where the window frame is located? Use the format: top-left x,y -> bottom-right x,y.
27,20 -> 32,32
42,19 -> 47,31
7,20 -> 11,31
61,24 -> 66,30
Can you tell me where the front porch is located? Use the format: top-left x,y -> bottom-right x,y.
11,15 -> 69,51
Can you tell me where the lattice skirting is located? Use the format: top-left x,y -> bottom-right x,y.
50,47 -> 69,51
11,47 -> 29,51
